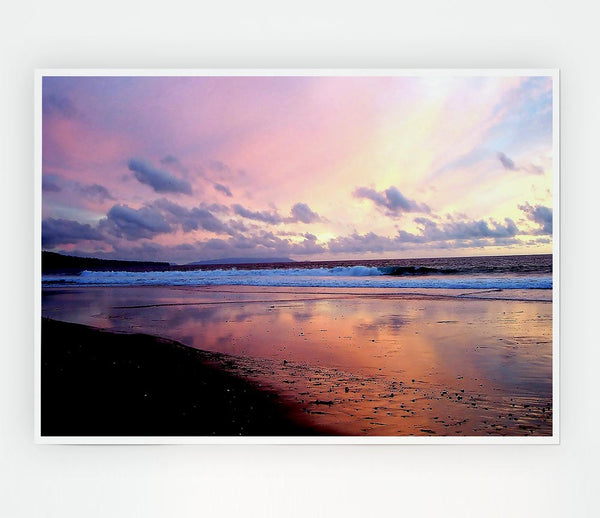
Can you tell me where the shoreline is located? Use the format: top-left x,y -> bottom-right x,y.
41,318 -> 325,437
42,284 -> 553,303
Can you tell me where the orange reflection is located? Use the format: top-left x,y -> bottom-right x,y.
42,285 -> 552,436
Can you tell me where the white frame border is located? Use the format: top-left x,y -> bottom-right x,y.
34,68 -> 560,445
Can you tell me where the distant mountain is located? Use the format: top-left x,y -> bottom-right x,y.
42,251 -> 171,274
187,257 -> 295,266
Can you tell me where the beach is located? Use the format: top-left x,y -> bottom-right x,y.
42,284 -> 552,436
42,317 -> 320,436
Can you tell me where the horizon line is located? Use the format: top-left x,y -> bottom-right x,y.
42,249 -> 553,266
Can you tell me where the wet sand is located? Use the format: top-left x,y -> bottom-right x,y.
41,318 -> 321,436
42,285 -> 553,436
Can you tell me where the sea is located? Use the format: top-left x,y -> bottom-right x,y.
42,254 -> 552,291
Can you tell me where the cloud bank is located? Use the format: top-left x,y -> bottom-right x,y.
42,218 -> 104,247
43,174 -> 114,203
100,204 -> 172,240
519,203 -> 552,234
233,202 -> 322,225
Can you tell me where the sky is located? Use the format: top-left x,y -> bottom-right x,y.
41,74 -> 554,264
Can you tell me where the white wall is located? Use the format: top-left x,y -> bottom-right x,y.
1,1 -> 598,516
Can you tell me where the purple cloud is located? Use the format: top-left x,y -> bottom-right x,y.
497,152 -> 516,170
128,159 -> 192,195
214,183 -> 233,197
151,199 -> 232,235
290,202 -> 321,223
519,203 -> 552,234
43,174 -> 113,203
353,186 -> 430,215
42,218 -> 104,248
498,152 -> 545,175
233,202 -> 322,225
233,204 -> 283,224
42,93 -> 79,119
399,217 -> 519,243
101,204 -> 172,240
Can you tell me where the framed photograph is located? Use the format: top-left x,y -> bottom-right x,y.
36,69 -> 558,443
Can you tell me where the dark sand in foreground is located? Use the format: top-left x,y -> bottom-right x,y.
41,318 -> 321,436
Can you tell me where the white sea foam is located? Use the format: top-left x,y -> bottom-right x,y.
42,266 -> 553,289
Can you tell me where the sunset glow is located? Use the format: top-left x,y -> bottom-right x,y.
41,74 -> 553,263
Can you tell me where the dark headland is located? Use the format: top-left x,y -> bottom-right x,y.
41,318 -> 320,436
42,251 -> 294,274
42,251 -> 171,274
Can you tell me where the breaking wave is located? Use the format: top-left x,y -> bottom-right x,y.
42,265 -> 552,289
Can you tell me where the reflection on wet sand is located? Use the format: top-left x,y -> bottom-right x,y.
42,285 -> 552,436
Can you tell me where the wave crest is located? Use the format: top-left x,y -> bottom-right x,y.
42,265 -> 552,290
